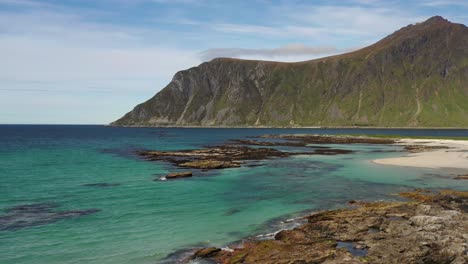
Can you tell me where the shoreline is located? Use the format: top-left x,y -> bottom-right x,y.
179,135 -> 468,263
107,124 -> 468,129
187,189 -> 468,263
373,138 -> 468,171
145,133 -> 468,263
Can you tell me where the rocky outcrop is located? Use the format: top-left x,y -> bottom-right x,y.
139,145 -> 296,170
189,190 -> 468,264
403,145 -> 450,153
259,134 -> 396,144
455,174 -> 468,180
113,16 -> 468,127
139,135 -> 357,175
190,247 -> 222,259
164,171 -> 193,180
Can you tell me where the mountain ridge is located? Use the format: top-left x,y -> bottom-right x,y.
112,16 -> 468,127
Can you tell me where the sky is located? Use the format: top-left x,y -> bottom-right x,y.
0,0 -> 467,124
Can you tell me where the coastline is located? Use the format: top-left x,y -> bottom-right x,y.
187,189 -> 468,264
373,138 -> 468,171
107,124 -> 468,129
180,134 -> 468,263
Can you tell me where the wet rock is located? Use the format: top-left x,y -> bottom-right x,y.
190,190 -> 468,264
404,144 -> 450,153
399,189 -> 434,202
259,134 -> 396,144
313,148 -> 353,155
229,139 -> 308,147
455,174 -> 468,180
180,160 -> 240,170
139,145 -> 315,171
190,247 -> 222,259
139,137 -> 355,174
336,241 -> 368,257
0,203 -> 100,231
165,171 -> 193,179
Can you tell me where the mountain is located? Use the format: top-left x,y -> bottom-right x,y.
112,16 -> 468,127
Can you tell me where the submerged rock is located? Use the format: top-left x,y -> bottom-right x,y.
189,190 -> 468,264
0,203 -> 100,231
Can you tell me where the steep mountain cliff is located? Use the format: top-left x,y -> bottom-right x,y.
112,16 -> 468,127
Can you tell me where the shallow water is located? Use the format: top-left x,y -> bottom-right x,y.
1,125 -> 467,264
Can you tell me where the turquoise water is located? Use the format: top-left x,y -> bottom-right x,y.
1,126 -> 467,264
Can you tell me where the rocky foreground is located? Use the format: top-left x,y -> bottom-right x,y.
188,190 -> 468,264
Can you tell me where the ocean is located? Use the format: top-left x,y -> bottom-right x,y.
1,125 -> 467,264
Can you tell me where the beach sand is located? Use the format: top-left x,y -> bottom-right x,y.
373,139 -> 468,170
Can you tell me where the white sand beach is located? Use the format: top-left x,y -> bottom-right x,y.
373,139 -> 468,170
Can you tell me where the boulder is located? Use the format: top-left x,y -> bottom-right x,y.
165,171 -> 192,179
191,247 -> 221,259
455,174 -> 468,180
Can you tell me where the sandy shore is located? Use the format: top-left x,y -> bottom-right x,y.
374,139 -> 468,170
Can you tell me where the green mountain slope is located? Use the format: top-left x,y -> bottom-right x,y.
112,16 -> 468,127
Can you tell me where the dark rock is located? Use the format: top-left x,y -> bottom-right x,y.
190,247 -> 221,259
139,145 -> 315,171
165,171 -> 193,179
180,160 -> 240,170
404,145 -> 450,153
229,139 -> 308,147
455,174 -> 468,180
139,136 -> 355,173
260,134 -> 396,145
313,148 -> 353,155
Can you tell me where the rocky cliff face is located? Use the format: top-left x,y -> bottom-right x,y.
112,16 -> 468,127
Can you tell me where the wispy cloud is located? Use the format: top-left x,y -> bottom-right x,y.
419,0 -> 468,7
0,0 -> 49,7
0,9 -> 199,82
199,44 -> 358,61
0,0 -> 467,123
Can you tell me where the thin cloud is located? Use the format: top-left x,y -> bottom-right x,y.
419,0 -> 468,7
0,0 -> 48,7
199,44 -> 358,61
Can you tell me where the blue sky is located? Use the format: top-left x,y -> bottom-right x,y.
1,0 -> 467,124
